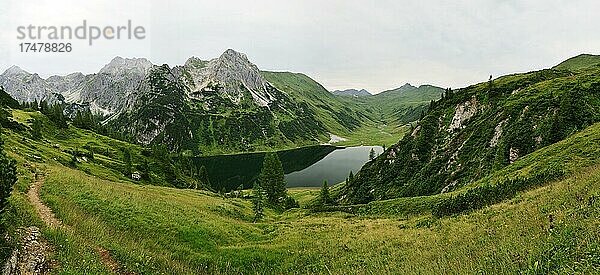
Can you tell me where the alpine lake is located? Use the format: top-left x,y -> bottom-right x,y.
193,146 -> 384,191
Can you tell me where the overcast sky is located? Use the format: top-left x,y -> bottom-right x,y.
1,0 -> 599,93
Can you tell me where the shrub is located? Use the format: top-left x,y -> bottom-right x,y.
433,165 -> 565,217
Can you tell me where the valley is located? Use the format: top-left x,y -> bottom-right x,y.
0,53 -> 599,274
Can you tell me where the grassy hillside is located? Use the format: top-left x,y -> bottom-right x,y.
262,71 -> 370,135
344,55 -> 600,203
364,84 -> 444,123
263,71 -> 412,147
554,54 -> 600,71
1,112 -> 599,273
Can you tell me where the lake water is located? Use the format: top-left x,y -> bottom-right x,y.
285,146 -> 383,187
193,145 -> 383,191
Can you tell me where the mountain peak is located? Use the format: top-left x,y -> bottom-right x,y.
100,56 -> 153,74
184,49 -> 274,106
215,49 -> 252,67
399,83 -> 415,89
221,49 -> 247,59
2,65 -> 30,76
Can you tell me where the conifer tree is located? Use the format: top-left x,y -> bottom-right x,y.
320,181 -> 331,206
252,182 -> 265,222
258,152 -> 286,204
123,148 -> 132,177
198,166 -> 211,188
369,148 -> 376,160
31,119 -> 43,140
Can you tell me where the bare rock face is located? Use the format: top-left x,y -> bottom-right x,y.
448,97 -> 479,132
76,57 -> 153,116
1,50 -> 277,118
509,147 -> 519,163
46,72 -> 87,102
0,66 -> 55,104
489,119 -> 508,147
0,57 -> 152,117
2,227 -> 52,275
182,49 -> 276,107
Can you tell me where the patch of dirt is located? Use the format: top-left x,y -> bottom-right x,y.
95,247 -> 134,275
27,176 -> 61,229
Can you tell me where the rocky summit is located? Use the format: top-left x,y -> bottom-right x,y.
181,49 -> 277,107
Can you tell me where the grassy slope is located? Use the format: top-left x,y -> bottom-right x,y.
3,109 -> 599,274
346,55 -> 600,203
262,71 -> 412,147
367,85 -> 444,120
554,54 -> 600,71
355,121 -> 600,217
37,143 -> 600,274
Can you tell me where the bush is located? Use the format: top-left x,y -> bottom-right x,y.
283,196 -> 299,210
0,130 -> 17,212
433,165 -> 565,217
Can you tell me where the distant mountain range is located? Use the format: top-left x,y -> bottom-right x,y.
332,89 -> 372,97
0,49 -> 443,153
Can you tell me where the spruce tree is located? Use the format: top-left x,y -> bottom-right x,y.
252,182 -> 265,222
123,148 -> 132,177
31,119 -> 43,140
139,159 -> 150,181
198,166 -> 211,188
320,181 -> 331,206
258,152 -> 286,204
0,127 -> 17,213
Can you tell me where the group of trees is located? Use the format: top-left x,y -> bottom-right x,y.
252,152 -> 299,221
174,154 -> 211,189
22,101 -> 68,129
72,109 -> 103,131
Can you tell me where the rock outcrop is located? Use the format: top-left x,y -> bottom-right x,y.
2,227 -> 52,275
181,49 -> 277,107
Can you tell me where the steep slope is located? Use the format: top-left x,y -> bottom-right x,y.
180,49 -> 278,107
342,55 -> 600,204
111,51 -> 355,153
332,89 -> 372,97
111,64 -> 194,150
78,57 -> 153,116
0,86 -> 19,109
262,71 -> 369,135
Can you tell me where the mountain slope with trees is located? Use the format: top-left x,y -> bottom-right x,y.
341,54 -> 600,204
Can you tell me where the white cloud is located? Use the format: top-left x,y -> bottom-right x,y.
1,0 -> 599,93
